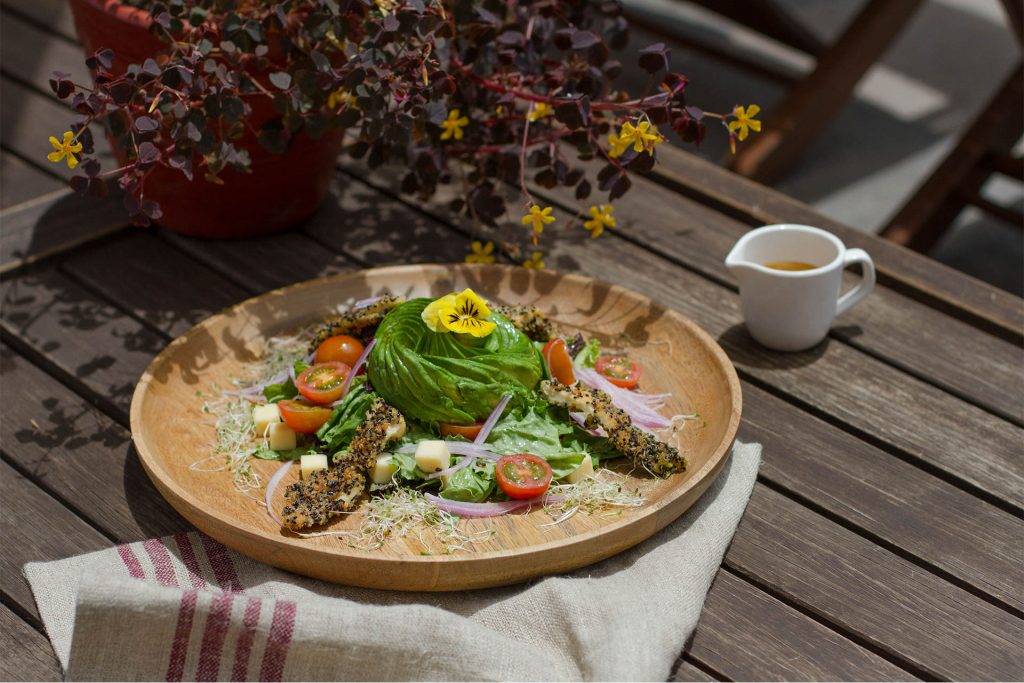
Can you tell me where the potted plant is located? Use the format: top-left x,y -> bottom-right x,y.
50,0 -> 759,251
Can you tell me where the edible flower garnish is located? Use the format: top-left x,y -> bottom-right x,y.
47,131 -> 82,169
583,204 -> 615,238
465,240 -> 496,264
421,288 -> 496,337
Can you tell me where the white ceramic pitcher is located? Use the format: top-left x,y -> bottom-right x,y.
725,224 -> 875,352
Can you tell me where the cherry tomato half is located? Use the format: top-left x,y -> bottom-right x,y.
542,338 -> 576,385
295,361 -> 351,404
495,453 -> 553,499
278,399 -> 333,434
595,354 -> 642,390
315,335 -> 365,367
439,422 -> 484,441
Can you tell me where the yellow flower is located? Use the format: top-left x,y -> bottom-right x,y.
582,204 -> 615,238
440,109 -> 470,141
528,102 -> 554,122
421,289 -> 496,336
47,131 -> 82,169
607,130 -> 630,159
523,251 -> 545,269
496,105 -> 507,115
465,240 -> 496,265
421,293 -> 457,333
608,120 -> 662,158
728,104 -> 761,142
327,87 -> 357,110
375,0 -> 397,15
521,204 -> 555,245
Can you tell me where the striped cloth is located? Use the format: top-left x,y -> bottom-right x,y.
24,441 -> 760,681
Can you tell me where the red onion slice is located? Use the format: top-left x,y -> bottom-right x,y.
425,492 -> 564,517
395,442 -> 502,460
474,394 -> 512,445
353,295 -> 382,309
576,366 -> 671,430
569,411 -> 604,436
265,460 -> 294,526
336,338 -> 376,403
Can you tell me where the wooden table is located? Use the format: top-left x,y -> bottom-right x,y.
2,2 -> 1023,680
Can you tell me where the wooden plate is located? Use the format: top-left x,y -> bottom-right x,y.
130,264 -> 741,591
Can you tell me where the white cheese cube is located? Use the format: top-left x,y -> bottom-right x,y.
415,440 -> 451,473
300,453 -> 329,478
370,456 -> 399,485
252,403 -> 281,437
267,422 -> 296,451
564,455 -> 595,484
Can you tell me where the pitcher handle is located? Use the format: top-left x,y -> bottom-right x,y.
836,248 -> 875,316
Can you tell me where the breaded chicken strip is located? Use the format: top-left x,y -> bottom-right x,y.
494,305 -> 554,342
281,398 -> 407,530
539,379 -> 687,476
309,294 -> 405,351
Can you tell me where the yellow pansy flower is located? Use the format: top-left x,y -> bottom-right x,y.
440,109 -> 470,141
327,87 -> 358,110
47,131 -> 82,169
728,105 -> 761,142
523,251 -> 545,269
521,204 -> 555,244
582,204 -> 615,238
421,293 -> 457,333
528,102 -> 554,122
465,240 -> 496,264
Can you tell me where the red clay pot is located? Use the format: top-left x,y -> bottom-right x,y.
67,0 -> 345,238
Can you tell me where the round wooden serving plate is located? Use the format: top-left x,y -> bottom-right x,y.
130,264 -> 741,591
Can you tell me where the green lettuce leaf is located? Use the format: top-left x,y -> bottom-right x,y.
315,375 -> 375,454
368,298 -> 543,424
439,460 -> 497,502
573,338 -> 601,368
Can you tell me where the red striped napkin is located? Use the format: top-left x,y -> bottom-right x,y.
24,441 -> 760,681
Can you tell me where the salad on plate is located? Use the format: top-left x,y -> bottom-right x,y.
201,287 -> 695,550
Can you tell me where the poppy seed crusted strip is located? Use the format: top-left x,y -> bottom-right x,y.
309,294 -> 405,351
281,397 -> 407,530
540,379 -> 687,476
494,304 -> 554,342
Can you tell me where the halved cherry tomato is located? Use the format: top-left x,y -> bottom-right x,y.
595,354 -> 642,389
439,422 -> 484,441
495,454 -> 553,499
542,338 -> 576,385
315,335 -> 365,367
295,361 -> 350,404
278,399 -> 333,434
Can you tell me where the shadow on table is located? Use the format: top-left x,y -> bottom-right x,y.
716,322 -> 828,370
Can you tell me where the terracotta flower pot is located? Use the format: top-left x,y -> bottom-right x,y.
67,0 -> 345,238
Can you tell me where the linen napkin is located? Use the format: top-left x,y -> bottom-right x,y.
25,441 -> 760,682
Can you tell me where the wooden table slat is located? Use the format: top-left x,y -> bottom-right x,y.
727,484 -> 1024,681
690,570 -> 915,681
0,459 -> 112,621
0,603 -> 62,682
0,344 -> 190,540
0,150 -> 63,210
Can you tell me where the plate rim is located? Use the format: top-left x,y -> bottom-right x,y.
129,263 -> 742,582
